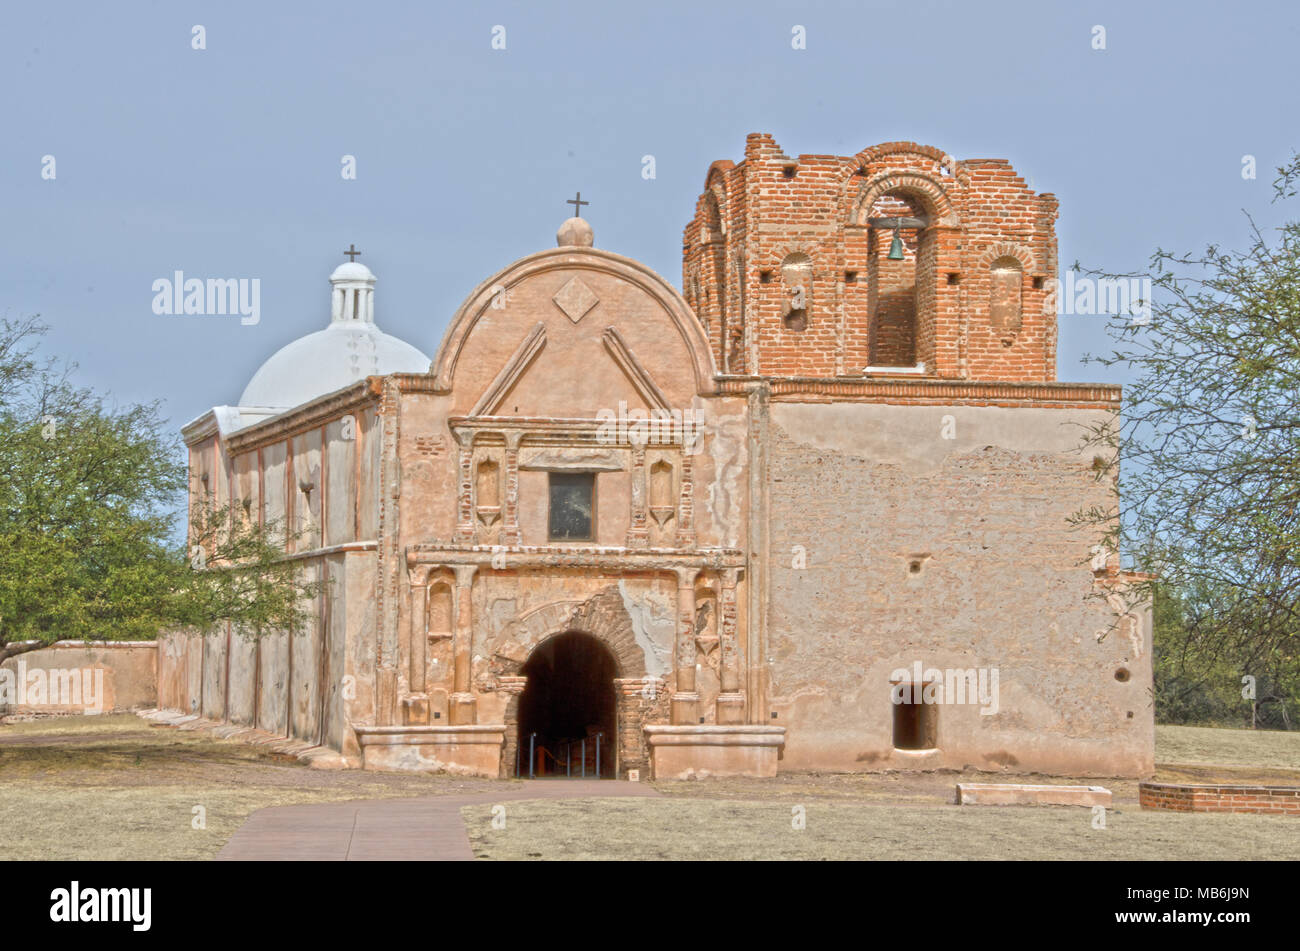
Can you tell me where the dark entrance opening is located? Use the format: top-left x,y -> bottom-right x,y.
518,631 -> 617,778
892,682 -> 939,751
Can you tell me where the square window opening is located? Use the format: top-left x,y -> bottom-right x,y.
548,472 -> 595,541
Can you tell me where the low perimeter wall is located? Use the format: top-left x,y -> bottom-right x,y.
0,641 -> 158,715
1139,781 -> 1300,816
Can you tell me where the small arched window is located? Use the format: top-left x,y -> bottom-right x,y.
475,458 -> 501,527
988,256 -> 1024,341
780,252 -> 812,331
428,582 -> 453,639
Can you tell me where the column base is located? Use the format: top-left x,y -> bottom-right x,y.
670,691 -> 700,724
449,693 -> 477,725
401,695 -> 430,725
376,669 -> 398,726
645,725 -> 786,779
354,725 -> 504,777
715,692 -> 746,725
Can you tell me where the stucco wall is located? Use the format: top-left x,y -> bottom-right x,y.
763,401 -> 1153,777
1,641 -> 157,714
155,550 -> 368,757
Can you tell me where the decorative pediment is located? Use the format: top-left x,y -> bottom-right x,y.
552,277 -> 600,323
469,322 -> 547,417
431,249 -> 718,397
467,319 -> 676,422
602,327 -> 671,413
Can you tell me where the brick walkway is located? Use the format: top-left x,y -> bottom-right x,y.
216,780 -> 661,861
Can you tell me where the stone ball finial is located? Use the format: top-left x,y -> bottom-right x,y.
556,216 -> 594,248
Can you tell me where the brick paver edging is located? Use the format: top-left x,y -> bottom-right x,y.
1139,781 -> 1300,816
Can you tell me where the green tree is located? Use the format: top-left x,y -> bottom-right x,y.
1078,154 -> 1300,725
0,317 -> 317,665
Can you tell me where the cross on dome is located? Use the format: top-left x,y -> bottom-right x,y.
566,192 -> 589,218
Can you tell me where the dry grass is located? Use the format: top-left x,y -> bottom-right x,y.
4,715 -> 1300,860
466,725 -> 1300,859
463,797 -> 1300,861
0,714 -> 520,860
1156,724 -> 1300,770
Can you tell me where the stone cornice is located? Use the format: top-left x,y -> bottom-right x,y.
406,544 -> 745,572
283,540 -> 379,562
715,376 -> 1121,408
181,410 -> 221,445
448,415 -> 695,449
223,379 -> 383,453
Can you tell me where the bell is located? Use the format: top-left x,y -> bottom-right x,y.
887,227 -> 905,260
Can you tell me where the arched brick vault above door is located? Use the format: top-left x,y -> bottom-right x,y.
490,587 -> 665,779
490,588 -> 648,679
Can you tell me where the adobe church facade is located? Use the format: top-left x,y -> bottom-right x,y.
164,134 -> 1153,780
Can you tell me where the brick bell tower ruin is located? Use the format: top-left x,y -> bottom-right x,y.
683,134 -> 1061,382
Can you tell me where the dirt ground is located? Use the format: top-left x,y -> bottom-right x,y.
461,796 -> 1300,861
2,715 -> 1297,860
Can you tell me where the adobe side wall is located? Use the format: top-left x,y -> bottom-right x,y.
763,401 -> 1154,777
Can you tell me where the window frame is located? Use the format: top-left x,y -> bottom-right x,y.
546,470 -> 597,543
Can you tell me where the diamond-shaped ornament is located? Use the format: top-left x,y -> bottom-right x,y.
552,277 -> 599,323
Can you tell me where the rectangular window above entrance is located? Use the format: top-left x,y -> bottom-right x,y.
548,472 -> 595,541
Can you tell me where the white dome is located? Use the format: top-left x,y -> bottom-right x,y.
330,261 -> 374,282
239,323 -> 430,409
237,257 -> 430,410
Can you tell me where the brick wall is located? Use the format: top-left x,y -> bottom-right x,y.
1140,782 -> 1300,816
683,134 -> 1060,382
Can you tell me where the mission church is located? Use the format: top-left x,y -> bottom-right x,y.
161,134 -> 1153,779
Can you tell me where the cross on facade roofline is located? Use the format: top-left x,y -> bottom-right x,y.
343,243 -> 361,262
566,191 -> 589,217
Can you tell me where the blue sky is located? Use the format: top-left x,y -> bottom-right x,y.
3,0 -> 1297,430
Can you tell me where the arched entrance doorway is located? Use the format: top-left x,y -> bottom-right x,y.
518,631 -> 618,778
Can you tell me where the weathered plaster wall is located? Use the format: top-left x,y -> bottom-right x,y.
174,382 -> 382,759
764,401 -> 1153,777
263,442 -> 287,530
227,627 -> 257,725
339,550 -> 377,762
154,550 -> 370,758
291,429 -> 323,550
1,641 -> 157,714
